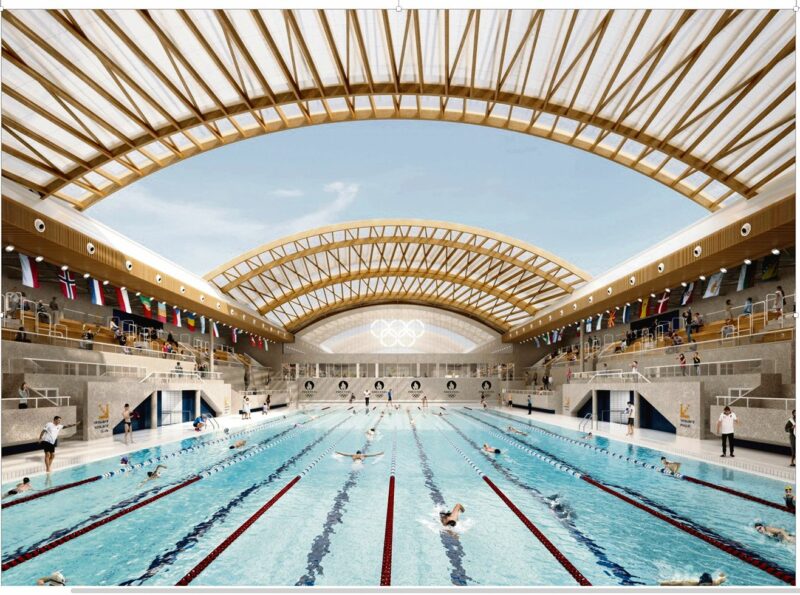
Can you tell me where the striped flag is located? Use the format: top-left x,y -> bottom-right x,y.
172,306 -> 182,327
534,336 -> 540,348
608,310 -> 616,327
88,278 -> 105,306
622,305 -> 631,324
680,282 -> 695,306
200,316 -> 206,335
596,313 -> 603,329
212,322 -> 219,338
737,263 -> 755,292
231,327 -> 238,344
19,254 -> 39,288
186,313 -> 196,332
263,338 -> 269,352
157,301 -> 167,323
116,287 -> 132,313
656,291 -> 670,314
58,271 -> 76,300
249,334 -> 256,347
585,317 -> 592,333
139,296 -> 153,318
639,297 -> 649,319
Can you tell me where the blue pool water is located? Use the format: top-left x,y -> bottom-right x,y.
1,406 -> 795,587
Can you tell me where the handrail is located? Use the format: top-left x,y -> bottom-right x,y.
3,396 -> 71,408
502,388 -> 555,396
578,413 -> 592,433
572,369 -> 623,379
714,395 -> 793,410
643,358 -> 768,378
23,357 -> 147,378
587,370 -> 650,384
2,325 -> 195,362
139,370 -> 203,383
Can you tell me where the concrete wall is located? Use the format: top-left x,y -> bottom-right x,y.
2,406 -> 77,446
709,405 -> 795,448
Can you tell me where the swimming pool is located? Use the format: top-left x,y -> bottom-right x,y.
1,406 -> 795,587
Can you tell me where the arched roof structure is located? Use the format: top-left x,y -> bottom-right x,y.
205,220 -> 591,333
2,9 -> 794,211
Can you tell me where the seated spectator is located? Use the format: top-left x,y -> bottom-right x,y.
721,323 -> 736,339
692,312 -> 704,331
7,290 -> 20,314
14,325 -> 30,343
36,300 -> 48,322
81,326 -> 95,350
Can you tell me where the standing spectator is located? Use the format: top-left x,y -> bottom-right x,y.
15,325 -> 30,343
36,300 -> 48,323
630,360 -> 639,377
742,297 -> 753,316
532,371 -> 538,387
7,288 -> 20,314
527,395 -> 532,416
724,299 -> 734,324
677,353 -> 687,376
263,394 -> 271,416
122,403 -> 133,445
542,374 -> 550,391
786,409 -> 796,467
692,352 -> 701,376
18,382 -> 30,409
775,285 -> 786,317
692,312 -> 704,332
716,406 -> 738,457
682,309 -> 693,342
566,366 -> 573,383
48,296 -> 60,325
625,401 -> 636,436
39,415 -> 79,473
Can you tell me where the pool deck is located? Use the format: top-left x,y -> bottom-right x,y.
2,404 -> 795,484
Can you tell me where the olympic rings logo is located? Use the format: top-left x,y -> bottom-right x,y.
370,319 -> 425,348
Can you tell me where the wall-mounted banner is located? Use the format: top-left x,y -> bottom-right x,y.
679,402 -> 695,429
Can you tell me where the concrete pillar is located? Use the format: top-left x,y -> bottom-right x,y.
579,325 -> 585,373
633,391 -> 641,429
194,391 -> 201,418
209,322 -> 215,375
591,389 -> 598,430
150,391 -> 158,430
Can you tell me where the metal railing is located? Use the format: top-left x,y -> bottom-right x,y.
578,413 -> 592,433
643,358 -> 769,379
570,369 -> 649,383
572,369 -> 623,380
3,396 -> 72,408
23,357 -> 147,378
714,395 -> 794,410
502,388 -> 555,397
600,408 -> 628,424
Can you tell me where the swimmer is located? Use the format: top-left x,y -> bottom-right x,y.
138,464 -> 167,487
546,494 -> 576,520
660,571 -> 726,586
36,571 -> 67,586
336,450 -> 384,462
229,439 -> 247,449
580,432 -> 593,440
754,522 -> 795,543
366,428 -> 376,439
482,443 -> 501,454
3,477 -> 34,499
785,486 -> 795,510
192,416 -> 205,431
507,425 -> 527,436
439,503 -> 465,527
120,456 -> 130,466
661,457 -> 682,474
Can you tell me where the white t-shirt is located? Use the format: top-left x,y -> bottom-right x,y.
718,412 -> 737,434
42,422 -> 63,444
626,405 -> 635,419
364,390 -> 370,398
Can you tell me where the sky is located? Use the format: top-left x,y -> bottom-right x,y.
88,119 -> 707,278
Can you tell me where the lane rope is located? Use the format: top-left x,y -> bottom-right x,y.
380,434 -> 397,586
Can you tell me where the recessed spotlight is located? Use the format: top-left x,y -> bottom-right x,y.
680,282 -> 687,287
82,273 -> 90,279
665,288 -> 671,293
637,298 -> 643,303
625,302 -> 631,306
61,265 -> 69,271
699,275 -> 706,281
102,280 -> 109,286
772,248 -> 780,255
650,293 -> 656,298
4,245 -> 14,252
720,267 -> 727,273
744,259 -> 752,265
135,291 -> 141,296
34,256 -> 44,262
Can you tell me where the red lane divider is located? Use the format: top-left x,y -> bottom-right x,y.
483,476 -> 592,586
380,475 -> 395,586
683,475 -> 794,514
581,476 -> 795,586
176,475 -> 301,586
2,476 -> 201,572
1,475 -> 101,510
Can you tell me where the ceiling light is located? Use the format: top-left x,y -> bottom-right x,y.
665,288 -> 671,293
637,298 -> 643,303
61,265 -> 69,271
772,248 -> 780,255
699,275 -> 706,281
102,280 -> 109,286
135,291 -> 141,296
34,256 -> 44,263
4,245 -> 14,252
720,267 -> 727,273
650,293 -> 656,298
82,273 -> 90,279
680,282 -> 687,287
744,259 -> 751,265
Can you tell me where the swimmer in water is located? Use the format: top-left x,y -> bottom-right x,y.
138,464 -> 167,487
36,571 -> 67,586
3,477 -> 34,499
439,503 -> 465,527
366,428 -> 376,439
546,494 -> 576,520
580,432 -> 593,440
336,450 -> 384,461
482,443 -> 501,454
660,571 -> 726,586
754,522 -> 795,543
507,425 -> 527,436
661,456 -> 682,474
785,486 -> 795,510
229,439 -> 247,449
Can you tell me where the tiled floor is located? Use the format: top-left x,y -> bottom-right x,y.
1,408 -> 292,483
499,406 -> 796,482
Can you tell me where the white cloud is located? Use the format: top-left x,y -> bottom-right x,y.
269,188 -> 304,198
89,182 -> 360,275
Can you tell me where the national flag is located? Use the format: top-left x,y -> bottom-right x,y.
761,254 -> 780,281
680,282 -> 694,306
200,316 -> 206,335
639,297 -> 649,319
18,254 -> 39,288
596,313 -> 603,329
249,334 -> 256,347
585,317 -> 592,333
139,296 -> 153,318
157,301 -> 167,323
172,306 -> 182,327
607,310 -> 616,327
257,336 -> 263,349
212,322 -> 219,338
116,287 -> 132,313
534,336 -> 540,348
263,338 -> 268,352
622,304 -> 630,324
737,262 -> 756,291
88,277 -> 105,306
58,270 -> 77,300
186,313 -> 196,332
656,291 -> 670,314
703,272 -> 724,298
231,327 -> 238,344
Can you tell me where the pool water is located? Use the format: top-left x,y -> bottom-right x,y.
1,406 -> 795,587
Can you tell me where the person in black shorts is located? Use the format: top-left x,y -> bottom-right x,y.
3,477 -> 34,499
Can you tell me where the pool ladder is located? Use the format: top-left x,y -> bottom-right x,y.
578,413 -> 592,433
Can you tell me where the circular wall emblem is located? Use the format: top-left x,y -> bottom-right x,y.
374,380 -> 384,390
410,380 -> 421,390
446,380 -> 457,390
338,380 -> 349,390
481,380 -> 492,390
304,380 -> 315,390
